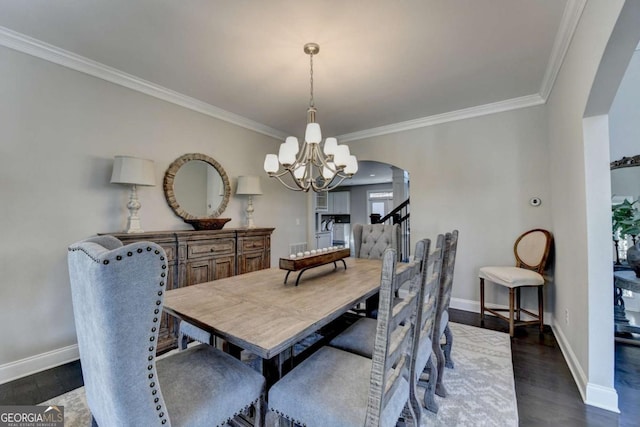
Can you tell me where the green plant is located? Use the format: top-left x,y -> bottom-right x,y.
612,198 -> 640,240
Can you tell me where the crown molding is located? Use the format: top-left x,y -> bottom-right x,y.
539,0 -> 587,101
338,94 -> 545,142
1,0 -> 584,145
0,26 -> 287,140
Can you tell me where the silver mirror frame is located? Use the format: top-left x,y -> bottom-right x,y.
163,153 -> 230,220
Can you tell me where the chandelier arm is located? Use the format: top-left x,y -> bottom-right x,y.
270,173 -> 305,192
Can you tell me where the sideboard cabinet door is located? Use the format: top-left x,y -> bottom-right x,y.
104,227 -> 274,353
238,230 -> 272,274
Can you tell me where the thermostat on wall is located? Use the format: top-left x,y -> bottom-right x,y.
529,197 -> 542,207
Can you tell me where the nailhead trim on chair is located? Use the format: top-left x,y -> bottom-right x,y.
70,242 -> 172,425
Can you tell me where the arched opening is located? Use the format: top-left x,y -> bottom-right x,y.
582,0 -> 640,411
309,160 -> 410,259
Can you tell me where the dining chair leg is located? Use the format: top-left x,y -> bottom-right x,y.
423,355 -> 439,413
538,285 -> 544,333
435,343 -> 447,398
443,324 -> 454,369
508,288 -> 515,337
516,287 -> 521,321
480,278 -> 485,323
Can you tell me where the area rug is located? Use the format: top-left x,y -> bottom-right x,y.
41,322 -> 517,426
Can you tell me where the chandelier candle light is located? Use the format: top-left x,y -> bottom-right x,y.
264,43 -> 358,192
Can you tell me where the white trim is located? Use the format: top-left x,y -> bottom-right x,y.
450,297 -> 555,325
552,321 -> 588,402
337,94 -> 545,142
539,0 -> 587,100
0,0 -> 585,145
0,26 -> 287,141
553,321 -> 619,413
0,344 -> 79,385
450,297 -> 481,314
585,383 -> 620,413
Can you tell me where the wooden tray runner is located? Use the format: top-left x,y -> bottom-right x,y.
279,248 -> 351,286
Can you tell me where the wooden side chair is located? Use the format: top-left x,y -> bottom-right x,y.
68,235 -> 266,427
328,238 -> 444,416
268,248 -> 418,426
429,230 -> 459,401
479,228 -> 553,336
327,240 -> 424,359
412,235 -> 444,415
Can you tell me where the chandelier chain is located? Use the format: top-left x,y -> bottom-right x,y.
309,52 -> 314,108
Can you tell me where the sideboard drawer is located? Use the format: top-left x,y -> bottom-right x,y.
242,237 -> 265,252
187,238 -> 235,259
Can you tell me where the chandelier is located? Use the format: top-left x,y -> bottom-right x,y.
264,43 -> 358,192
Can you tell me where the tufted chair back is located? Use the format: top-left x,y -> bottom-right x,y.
68,235 -> 172,426
352,223 -> 401,261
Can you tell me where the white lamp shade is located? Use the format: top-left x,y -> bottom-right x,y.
293,163 -> 306,179
305,123 -> 321,144
285,136 -> 300,155
110,156 -> 156,186
278,142 -> 297,165
236,176 -> 263,195
264,154 -> 279,173
333,145 -> 351,167
322,161 -> 336,179
344,155 -> 358,174
323,137 -> 338,156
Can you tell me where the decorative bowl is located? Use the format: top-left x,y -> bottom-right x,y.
184,218 -> 231,230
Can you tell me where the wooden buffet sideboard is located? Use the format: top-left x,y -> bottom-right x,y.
104,227 -> 274,353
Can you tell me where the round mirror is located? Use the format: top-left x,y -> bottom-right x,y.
163,153 -> 230,220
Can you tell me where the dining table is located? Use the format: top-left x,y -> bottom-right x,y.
163,256 -> 410,388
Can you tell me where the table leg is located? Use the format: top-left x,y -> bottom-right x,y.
365,293 -> 379,318
226,342 -> 243,359
262,348 -> 293,389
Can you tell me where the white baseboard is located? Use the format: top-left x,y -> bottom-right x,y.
585,383 -> 620,413
0,345 -> 79,385
450,297 -> 555,325
551,321 -> 619,413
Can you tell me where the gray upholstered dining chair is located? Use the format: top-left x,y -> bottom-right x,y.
351,222 -> 402,316
353,223 -> 401,261
479,228 -> 552,336
68,235 -> 265,427
268,248 -> 418,427
427,230 -> 459,406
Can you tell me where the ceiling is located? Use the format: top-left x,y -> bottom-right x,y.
0,1 -> 573,141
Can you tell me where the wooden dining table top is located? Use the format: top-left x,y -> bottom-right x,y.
163,257 -> 393,360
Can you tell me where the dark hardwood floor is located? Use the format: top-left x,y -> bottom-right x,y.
1,309 -> 638,426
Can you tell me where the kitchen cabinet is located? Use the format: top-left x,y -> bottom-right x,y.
315,231 -> 332,249
329,191 -> 350,214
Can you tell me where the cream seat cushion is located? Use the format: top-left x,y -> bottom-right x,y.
479,266 -> 544,288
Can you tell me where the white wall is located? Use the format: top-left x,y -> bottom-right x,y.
546,0 -> 626,411
0,45 -> 307,381
346,105 -> 552,307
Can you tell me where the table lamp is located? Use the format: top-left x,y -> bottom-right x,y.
236,176 -> 262,228
110,155 -> 156,233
